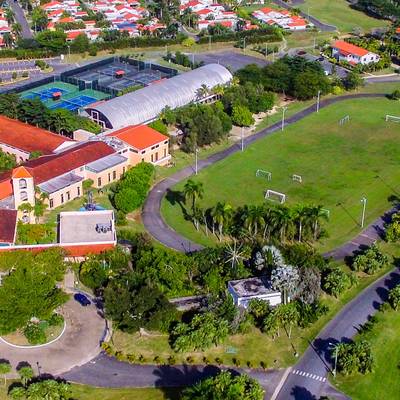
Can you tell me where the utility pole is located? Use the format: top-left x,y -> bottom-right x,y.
361,196 -> 367,228
281,106 -> 287,131
316,90 -> 321,113
243,37 -> 246,53
208,35 -> 211,51
241,126 -> 244,151
195,147 -> 199,175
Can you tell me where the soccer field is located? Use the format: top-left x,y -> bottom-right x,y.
161,97 -> 400,252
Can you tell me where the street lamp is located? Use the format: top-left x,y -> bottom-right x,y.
194,147 -> 199,175
361,196 -> 367,228
281,106 -> 287,131
241,126 -> 244,151
328,342 -> 338,378
316,90 -> 321,113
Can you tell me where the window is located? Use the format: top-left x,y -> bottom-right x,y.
19,179 -> 27,189
164,148 -> 167,158
49,199 -> 54,208
98,177 -> 102,187
20,191 -> 28,201
151,154 -> 154,162
141,150 -> 146,154
155,152 -> 158,161
66,191 -> 70,201
108,173 -> 111,182
77,186 -> 81,196
113,170 -> 116,180
61,194 -> 64,204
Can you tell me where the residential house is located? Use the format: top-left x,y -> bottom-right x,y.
332,40 -> 380,65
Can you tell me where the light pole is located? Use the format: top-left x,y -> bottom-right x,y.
194,147 -> 199,175
67,45 -> 71,59
208,35 -> 211,51
241,126 -> 244,151
328,342 -> 338,378
316,90 -> 321,113
361,196 -> 367,228
281,106 -> 287,131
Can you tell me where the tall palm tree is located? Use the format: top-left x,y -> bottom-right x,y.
3,32 -> 14,48
294,204 -> 309,242
270,205 -> 293,242
12,23 -> 22,39
196,84 -> 209,100
309,205 -> 329,241
183,179 -> 204,214
211,201 -> 233,241
243,205 -> 265,236
5,9 -> 14,25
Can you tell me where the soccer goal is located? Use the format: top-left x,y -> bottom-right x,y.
256,169 -> 272,181
385,115 -> 400,123
339,115 -> 350,125
292,174 -> 302,183
265,189 -> 286,203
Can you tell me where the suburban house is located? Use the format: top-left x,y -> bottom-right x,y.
331,40 -> 380,65
252,7 -> 310,31
228,276 -> 282,308
0,116 -> 75,162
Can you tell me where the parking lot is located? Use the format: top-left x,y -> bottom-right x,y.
192,50 -> 269,71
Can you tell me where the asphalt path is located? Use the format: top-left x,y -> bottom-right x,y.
275,266 -> 400,399
142,93 -> 386,254
272,0 -> 337,32
6,0 -> 32,39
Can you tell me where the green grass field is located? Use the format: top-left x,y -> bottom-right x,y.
298,0 -> 390,32
161,97 -> 400,252
334,282 -> 400,399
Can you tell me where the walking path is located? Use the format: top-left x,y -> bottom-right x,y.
142,93 -> 386,255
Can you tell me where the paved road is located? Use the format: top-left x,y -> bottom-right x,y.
272,0 -> 337,32
142,93 -> 386,254
275,266 -> 400,399
63,352 -> 285,397
6,0 -> 33,39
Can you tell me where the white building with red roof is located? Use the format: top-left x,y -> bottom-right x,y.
252,7 -> 310,30
332,40 -> 380,65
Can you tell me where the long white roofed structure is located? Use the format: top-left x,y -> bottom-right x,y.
85,63 -> 233,130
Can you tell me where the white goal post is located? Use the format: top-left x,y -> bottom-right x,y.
256,169 -> 272,181
265,189 -> 286,203
385,114 -> 400,123
292,174 -> 302,183
339,115 -> 350,125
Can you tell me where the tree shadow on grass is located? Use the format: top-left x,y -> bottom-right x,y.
165,189 -> 189,219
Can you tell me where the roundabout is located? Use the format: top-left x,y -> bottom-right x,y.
0,297 -> 106,378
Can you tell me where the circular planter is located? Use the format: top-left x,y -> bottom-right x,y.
0,321 -> 66,349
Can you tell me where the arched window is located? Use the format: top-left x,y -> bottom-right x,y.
20,191 -> 28,202
19,179 -> 27,189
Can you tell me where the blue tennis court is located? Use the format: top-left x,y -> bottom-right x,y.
48,94 -> 97,112
22,87 -> 69,101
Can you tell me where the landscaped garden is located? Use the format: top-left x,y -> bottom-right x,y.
161,97 -> 400,252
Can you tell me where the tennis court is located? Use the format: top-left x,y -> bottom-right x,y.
21,81 -> 107,112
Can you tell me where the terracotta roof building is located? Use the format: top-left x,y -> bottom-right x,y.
0,209 -> 17,245
0,116 -> 75,162
332,40 -> 380,65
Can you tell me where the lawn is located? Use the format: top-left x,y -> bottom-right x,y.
298,0 -> 390,33
161,97 -> 400,252
0,384 -> 180,400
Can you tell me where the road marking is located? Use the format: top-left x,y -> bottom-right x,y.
292,370 -> 326,383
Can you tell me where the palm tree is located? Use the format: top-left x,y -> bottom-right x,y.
12,23 -> 22,39
212,84 -> 225,97
294,204 -> 309,242
211,201 -> 233,241
195,84 -> 209,100
0,361 -> 11,386
270,205 -> 293,242
5,9 -> 15,25
183,179 -> 204,213
309,205 -> 329,241
243,205 -> 265,236
18,366 -> 34,388
3,32 -> 14,48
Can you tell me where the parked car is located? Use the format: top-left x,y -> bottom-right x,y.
74,293 -> 91,307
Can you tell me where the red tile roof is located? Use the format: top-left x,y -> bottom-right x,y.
0,116 -> 74,155
333,40 -> 369,57
0,209 -> 17,243
12,166 -> 32,179
22,141 -> 115,185
107,125 -> 168,151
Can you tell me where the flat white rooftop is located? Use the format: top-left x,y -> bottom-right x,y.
58,210 -> 116,244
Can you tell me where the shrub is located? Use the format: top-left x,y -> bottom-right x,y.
233,357 -> 241,367
260,361 -> 267,370
215,357 -> 223,365
24,323 -> 47,345
48,313 -> 64,327
154,356 -> 162,364
247,360 -> 253,368
88,46 -> 97,56
351,244 -> 389,275
186,356 -> 194,364
203,356 -> 211,365
168,355 -> 176,365
126,353 -> 136,363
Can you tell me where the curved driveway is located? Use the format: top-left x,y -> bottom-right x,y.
143,93 -> 386,254
1,298 -> 105,378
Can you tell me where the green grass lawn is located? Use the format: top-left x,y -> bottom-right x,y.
298,0 -> 390,33
0,384 -> 181,400
161,97 -> 400,252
